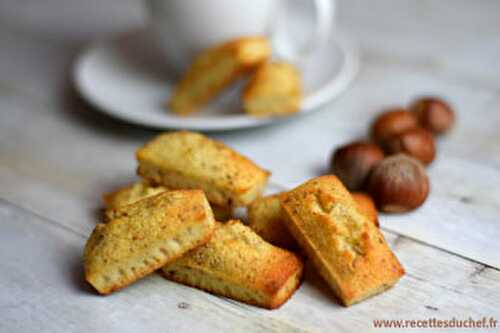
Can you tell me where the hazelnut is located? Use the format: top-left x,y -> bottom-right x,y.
371,108 -> 419,143
410,97 -> 454,135
382,128 -> 436,165
368,154 -> 429,213
331,142 -> 385,191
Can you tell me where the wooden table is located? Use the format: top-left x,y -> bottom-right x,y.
1,1 -> 499,332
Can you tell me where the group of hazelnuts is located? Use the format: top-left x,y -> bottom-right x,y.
331,96 -> 455,213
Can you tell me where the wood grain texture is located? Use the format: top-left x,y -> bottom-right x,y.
1,199 -> 499,333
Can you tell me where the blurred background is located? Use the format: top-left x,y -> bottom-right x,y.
1,0 -> 499,97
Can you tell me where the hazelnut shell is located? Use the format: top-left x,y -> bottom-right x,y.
371,109 -> 419,143
410,97 -> 455,135
331,142 -> 384,191
368,154 -> 430,213
382,127 -> 436,165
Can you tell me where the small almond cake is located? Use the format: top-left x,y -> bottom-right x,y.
169,37 -> 271,115
162,220 -> 304,309
84,190 -> 215,294
247,191 -> 380,249
136,131 -> 269,207
247,194 -> 297,249
102,181 -> 167,209
102,180 -> 232,221
243,62 -> 302,117
280,176 -> 404,306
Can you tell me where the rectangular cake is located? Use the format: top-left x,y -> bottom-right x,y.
248,191 -> 379,249
103,180 -> 231,221
85,190 -> 215,294
136,131 -> 269,207
280,176 -> 404,306
162,220 -> 303,309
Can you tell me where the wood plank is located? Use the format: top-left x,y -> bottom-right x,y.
1,199 -> 499,333
0,200 -> 307,333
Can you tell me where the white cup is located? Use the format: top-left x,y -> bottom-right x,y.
144,0 -> 334,72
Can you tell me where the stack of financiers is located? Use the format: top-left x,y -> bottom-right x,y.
84,131 -> 404,309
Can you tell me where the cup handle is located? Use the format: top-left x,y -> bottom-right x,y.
273,0 -> 334,63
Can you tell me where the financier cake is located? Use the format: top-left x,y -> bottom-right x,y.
103,180 -> 232,221
84,190 -> 215,294
243,61 -> 302,117
280,176 -> 404,306
136,131 -> 269,207
248,191 -> 380,249
169,37 -> 271,115
162,220 -> 304,309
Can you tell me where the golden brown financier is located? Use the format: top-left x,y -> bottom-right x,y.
169,37 -> 271,115
243,62 -> 302,117
103,180 -> 232,221
102,181 -> 167,208
137,131 -> 269,207
162,220 -> 303,309
248,192 -> 379,249
84,190 -> 215,294
279,176 -> 404,306
247,193 -> 297,249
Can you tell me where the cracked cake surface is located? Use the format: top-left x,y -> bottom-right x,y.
280,175 -> 405,306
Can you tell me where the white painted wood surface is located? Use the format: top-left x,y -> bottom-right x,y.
2,199 -> 499,333
1,0 -> 499,332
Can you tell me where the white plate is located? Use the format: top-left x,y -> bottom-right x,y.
73,29 -> 359,131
